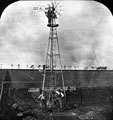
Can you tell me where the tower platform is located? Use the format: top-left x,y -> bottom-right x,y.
47,24 -> 59,27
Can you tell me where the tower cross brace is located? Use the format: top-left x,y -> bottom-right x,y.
42,5 -> 65,92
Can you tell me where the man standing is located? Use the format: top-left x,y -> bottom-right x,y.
38,92 -> 47,113
55,89 -> 64,109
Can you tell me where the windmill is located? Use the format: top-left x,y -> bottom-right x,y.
33,1 -> 65,110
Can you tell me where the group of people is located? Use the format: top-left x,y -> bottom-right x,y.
0,87 -> 73,120
38,88 -> 65,113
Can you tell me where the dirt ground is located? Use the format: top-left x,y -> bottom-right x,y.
12,89 -> 113,120
22,104 -> 113,120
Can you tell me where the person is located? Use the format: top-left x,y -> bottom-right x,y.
55,89 -> 64,109
66,86 -> 71,105
38,92 -> 47,112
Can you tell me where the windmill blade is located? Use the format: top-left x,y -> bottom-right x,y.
54,2 -> 60,9
50,0 -> 63,18
51,0 -> 60,9
55,2 -> 63,11
55,5 -> 63,17
55,10 -> 63,17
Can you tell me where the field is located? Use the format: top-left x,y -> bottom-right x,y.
1,69 -> 113,88
0,69 -> 113,120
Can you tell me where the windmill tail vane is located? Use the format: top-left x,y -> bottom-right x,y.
33,5 -> 46,12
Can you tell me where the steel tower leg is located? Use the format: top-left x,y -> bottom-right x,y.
44,20 -> 65,91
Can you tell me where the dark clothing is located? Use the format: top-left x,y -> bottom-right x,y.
41,99 -> 47,112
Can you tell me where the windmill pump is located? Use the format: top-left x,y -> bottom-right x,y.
33,0 -> 64,90
33,1 -> 65,111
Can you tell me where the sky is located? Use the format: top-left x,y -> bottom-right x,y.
0,0 -> 113,69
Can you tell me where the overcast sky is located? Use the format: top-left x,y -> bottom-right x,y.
0,0 -> 113,69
